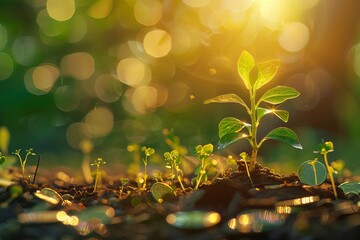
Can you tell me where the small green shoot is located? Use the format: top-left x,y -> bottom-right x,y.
119,177 -> 129,198
164,150 -> 185,190
204,51 -> 302,170
298,158 -> 326,186
239,152 -> 254,188
91,157 -> 106,192
141,146 -> 155,188
314,141 -> 338,199
12,148 -> 36,180
193,144 -> 213,190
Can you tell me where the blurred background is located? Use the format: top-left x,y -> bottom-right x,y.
0,0 -> 360,175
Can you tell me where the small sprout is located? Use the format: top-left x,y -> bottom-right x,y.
12,148 -> 36,180
239,152 -> 254,188
314,141 -> 338,199
204,51 -> 302,170
90,157 -> 106,192
0,152 -> 5,165
119,177 -> 129,198
141,146 -> 155,188
164,150 -> 185,190
193,144 -> 213,190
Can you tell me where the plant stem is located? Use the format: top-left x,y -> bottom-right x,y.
195,157 -> 205,190
143,157 -> 148,188
323,153 -> 338,199
177,175 -> 185,191
249,87 -> 258,170
242,159 -> 254,188
93,165 -> 99,192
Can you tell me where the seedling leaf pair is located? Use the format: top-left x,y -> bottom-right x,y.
237,51 -> 280,91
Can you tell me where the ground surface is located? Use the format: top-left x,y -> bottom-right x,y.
0,162 -> 359,240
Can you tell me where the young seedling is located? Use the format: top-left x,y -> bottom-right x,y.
164,150 -> 185,190
141,146 -> 155,188
12,148 -> 36,180
193,144 -> 213,190
314,141 -> 338,199
204,51 -> 302,170
239,152 -> 254,188
91,157 -> 106,192
119,177 -> 129,198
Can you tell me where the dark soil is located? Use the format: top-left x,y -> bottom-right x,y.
0,162 -> 359,240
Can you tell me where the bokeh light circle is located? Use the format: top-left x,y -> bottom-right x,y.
84,107 -> 114,138
12,36 -> 38,66
66,122 -> 91,150
32,64 -> 59,92
95,74 -> 123,103
47,0 -> 75,21
143,30 -> 172,58
0,24 -> 8,50
61,52 -> 95,80
278,22 -> 310,52
182,0 -> 210,8
87,0 -> 113,19
116,58 -> 151,86
134,0 -> 162,26
0,52 -> 14,81
54,85 -> 81,112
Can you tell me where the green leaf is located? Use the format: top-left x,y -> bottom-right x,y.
258,86 -> 300,105
218,132 -> 250,150
237,51 -> 255,90
273,110 -> 289,123
298,159 -> 326,186
254,60 -> 280,90
256,108 -> 289,123
338,181 -> 360,195
263,127 -> 302,149
218,117 -> 248,139
204,93 -> 248,110
0,155 -> 5,165
202,144 -> 213,155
